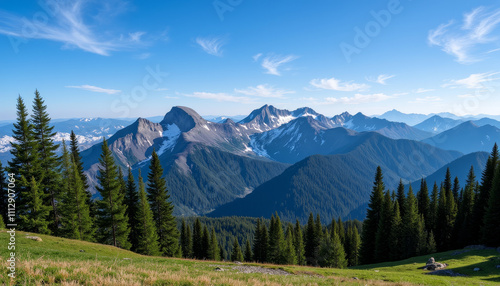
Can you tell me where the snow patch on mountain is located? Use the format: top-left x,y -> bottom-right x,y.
158,124 -> 181,156
0,135 -> 14,153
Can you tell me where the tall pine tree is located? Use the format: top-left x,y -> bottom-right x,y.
96,138 -> 130,249
360,166 -> 385,264
147,150 -> 180,257
135,170 -> 160,256
124,167 -> 140,251
482,159 -> 500,246
294,219 -> 306,265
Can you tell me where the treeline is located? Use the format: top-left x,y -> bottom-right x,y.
361,144 -> 500,264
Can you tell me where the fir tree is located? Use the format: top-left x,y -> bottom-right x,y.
305,213 -> 319,265
31,90 -> 60,233
135,170 -> 160,256
96,138 -> 131,249
9,96 -> 40,227
396,179 -> 406,218
124,167 -> 140,251
360,166 -> 385,264
147,150 -> 179,256
231,238 -> 244,262
453,166 -> 475,248
429,182 -> 439,234
59,142 -> 94,241
252,219 -> 264,262
20,177 -> 51,234
417,178 -> 430,229
346,223 -> 361,266
208,227 -> 220,261
389,200 -> 403,261
180,219 -> 193,258
244,238 -> 253,262
319,230 -> 347,268
452,177 -> 460,203
337,217 -> 345,246
375,190 -> 393,262
268,214 -> 285,264
192,218 -> 203,259
201,225 -> 210,259
472,144 -> 498,244
294,219 -> 306,265
283,225 -> 298,265
482,160 -> 500,246
401,186 -> 419,259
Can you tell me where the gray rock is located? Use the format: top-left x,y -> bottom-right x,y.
425,263 -> 448,271
353,277 -> 359,280
473,267 -> 480,272
79,249 -> 85,252
427,257 -> 435,265
215,267 -> 224,272
25,236 -> 42,242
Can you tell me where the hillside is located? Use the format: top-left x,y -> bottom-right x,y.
1,230 -> 499,285
209,135 -> 461,223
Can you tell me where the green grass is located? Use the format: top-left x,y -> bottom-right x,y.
1,229 -> 499,285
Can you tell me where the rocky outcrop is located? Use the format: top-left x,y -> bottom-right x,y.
423,257 -> 448,271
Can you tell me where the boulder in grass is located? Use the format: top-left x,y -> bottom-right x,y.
25,236 -> 42,242
424,257 -> 448,271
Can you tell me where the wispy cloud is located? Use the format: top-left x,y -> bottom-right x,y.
428,7 -> 500,63
443,72 -> 500,89
195,36 -> 226,56
66,85 -> 121,94
366,74 -> 395,85
310,77 -> 369,91
325,93 -> 393,104
135,53 -> 151,60
234,84 -> 294,98
252,53 -> 262,61
182,92 -> 252,103
259,54 -> 298,76
413,88 -> 435,93
410,96 -> 443,103
0,0 -> 141,56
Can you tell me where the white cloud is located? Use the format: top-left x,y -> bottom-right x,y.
457,94 -> 473,98
0,0 -> 140,56
366,74 -> 395,85
66,85 -> 121,94
413,88 -> 435,93
234,84 -> 294,98
136,53 -> 151,60
310,77 -> 369,91
154,88 -> 169,91
182,92 -> 252,103
428,7 -> 500,63
253,53 -> 262,61
195,36 -> 226,56
325,93 -> 393,104
259,54 -> 298,76
410,96 -> 443,103
443,72 -> 500,89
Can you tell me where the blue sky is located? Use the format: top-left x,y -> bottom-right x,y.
1,0 -> 500,120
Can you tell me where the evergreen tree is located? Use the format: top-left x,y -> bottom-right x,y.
483,160 -> 500,246
19,177 -> 51,234
252,219 -> 264,262
396,179 -> 406,218
70,130 -> 96,220
283,225 -> 298,265
401,186 -> 419,259
208,227 -> 220,261
59,142 -> 94,241
429,182 -> 439,234
305,213 -> 318,265
360,166 -> 385,264
201,225 -> 210,259
375,190 -> 393,262
268,214 -> 285,264
231,238 -> 244,262
319,230 -> 347,268
135,171 -> 160,256
452,177 -> 460,203
453,166 -> 475,248
337,217 -> 345,246
31,90 -> 60,233
389,200 -> 403,261
427,231 -> 437,254
444,168 -> 452,194
147,150 -> 179,256
96,138 -> 130,249
9,96 -> 40,227
417,179 -> 430,229
124,167 -> 140,251
346,223 -> 361,266
472,144 -> 498,244
192,218 -> 203,259
244,238 -> 253,262
294,219 -> 306,265
180,219 -> 193,258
